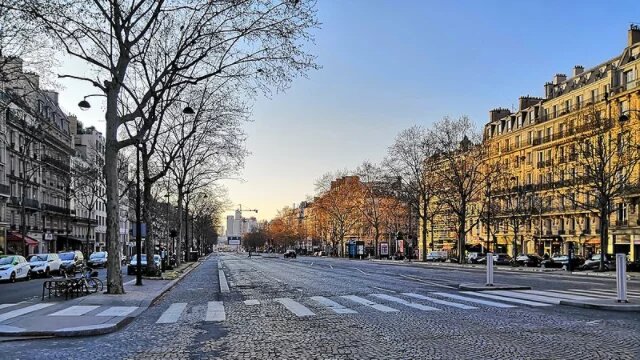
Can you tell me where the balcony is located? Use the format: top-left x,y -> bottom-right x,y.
616,219 -> 629,227
43,155 -> 71,172
41,203 -> 71,215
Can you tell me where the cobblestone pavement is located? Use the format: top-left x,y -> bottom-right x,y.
2,253 -> 640,360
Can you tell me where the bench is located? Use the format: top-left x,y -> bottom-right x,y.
41,278 -> 85,300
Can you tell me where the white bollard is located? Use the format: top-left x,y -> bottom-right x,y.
616,253 -> 628,303
486,252 -> 494,286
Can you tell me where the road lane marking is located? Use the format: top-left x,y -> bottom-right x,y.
0,303 -> 55,322
49,305 -> 100,316
519,290 -> 601,301
354,268 -> 367,275
489,291 -> 561,304
96,306 -> 138,317
310,296 -> 357,314
329,265 -> 334,269
205,301 -> 225,322
460,292 -> 551,307
275,298 -> 315,317
584,289 -> 640,297
551,289 -> 612,299
433,292 -> 516,308
569,289 -> 640,299
402,293 -> 477,310
273,278 -> 283,283
310,262 -> 314,266
371,294 -> 440,311
399,275 -> 456,289
244,300 -> 260,306
0,304 -> 19,310
340,295 -> 399,313
156,303 -> 187,324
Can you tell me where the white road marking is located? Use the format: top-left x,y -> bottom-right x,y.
461,291 -> 551,307
49,305 -> 100,316
399,275 -> 456,289
219,270 -> 230,293
273,278 -> 283,283
489,291 -> 561,304
433,292 -> 516,308
124,279 -> 136,285
310,296 -> 357,314
551,289 -> 611,299
205,301 -> 225,322
0,304 -> 18,310
402,293 -> 477,310
519,290 -> 601,301
275,298 -> 315,317
354,268 -> 367,275
584,289 -> 640,297
244,299 -> 260,306
371,294 -> 440,311
0,303 -> 55,322
96,306 -> 138,317
329,265 -> 334,269
310,262 -> 314,266
156,303 -> 187,324
341,295 -> 399,313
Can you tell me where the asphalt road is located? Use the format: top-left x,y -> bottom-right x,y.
0,267 -> 134,304
2,253 -> 639,359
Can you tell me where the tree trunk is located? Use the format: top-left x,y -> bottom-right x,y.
143,177 -> 156,274
104,88 -> 124,294
421,199 -> 428,262
175,191 -> 184,267
599,205 -> 609,271
374,227 -> 379,259
458,210 -> 466,263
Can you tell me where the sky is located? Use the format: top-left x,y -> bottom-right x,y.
53,0 -> 640,222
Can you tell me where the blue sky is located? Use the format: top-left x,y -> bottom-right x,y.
57,1 -> 640,221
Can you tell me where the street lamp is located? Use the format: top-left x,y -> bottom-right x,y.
510,176 -> 520,258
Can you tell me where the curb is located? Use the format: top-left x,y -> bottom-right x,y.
559,299 -> 640,312
458,283 -> 532,291
0,260 -> 203,338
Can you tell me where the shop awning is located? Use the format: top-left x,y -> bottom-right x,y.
57,235 -> 85,243
585,238 -> 601,245
7,233 -> 39,246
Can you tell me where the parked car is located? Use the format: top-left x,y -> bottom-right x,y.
540,254 -> 585,270
477,253 -> 512,265
127,254 -> 162,275
513,254 -> 543,267
0,255 -> 31,282
28,253 -> 62,277
58,251 -> 84,275
284,250 -> 297,259
467,252 -> 486,264
426,251 -> 448,262
581,254 -> 616,271
628,258 -> 640,272
88,251 -> 108,268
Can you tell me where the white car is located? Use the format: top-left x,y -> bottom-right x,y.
28,253 -> 62,277
0,255 -> 32,282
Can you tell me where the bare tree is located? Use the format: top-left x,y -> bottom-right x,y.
553,106 -> 640,270
432,116 -> 495,263
384,126 -> 441,261
5,0 -> 319,293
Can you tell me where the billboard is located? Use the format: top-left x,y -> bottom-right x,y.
379,243 -> 389,256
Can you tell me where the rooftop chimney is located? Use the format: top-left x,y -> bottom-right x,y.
629,24 -> 640,47
572,65 -> 584,77
553,73 -> 567,85
489,108 -> 511,123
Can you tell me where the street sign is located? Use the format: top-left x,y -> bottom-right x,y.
44,233 -> 53,241
228,239 -> 240,245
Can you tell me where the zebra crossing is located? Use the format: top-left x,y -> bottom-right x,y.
0,288 -> 638,325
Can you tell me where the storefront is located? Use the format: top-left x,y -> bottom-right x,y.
6,232 -> 39,256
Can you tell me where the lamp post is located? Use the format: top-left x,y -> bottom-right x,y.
510,176 -> 520,259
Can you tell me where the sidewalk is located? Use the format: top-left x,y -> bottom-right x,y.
0,259 -> 203,338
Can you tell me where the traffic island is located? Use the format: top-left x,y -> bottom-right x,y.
458,283 -> 531,291
559,299 -> 640,312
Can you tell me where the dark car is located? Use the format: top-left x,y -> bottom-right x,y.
628,258 -> 640,272
581,254 -> 616,271
540,254 -> 585,270
284,250 -> 297,259
58,251 -> 84,276
87,251 -> 108,268
513,254 -> 543,267
476,253 -> 511,265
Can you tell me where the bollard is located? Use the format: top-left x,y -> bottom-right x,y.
616,253 -> 628,303
486,252 -> 494,286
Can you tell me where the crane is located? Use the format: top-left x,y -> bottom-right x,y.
237,204 -> 258,214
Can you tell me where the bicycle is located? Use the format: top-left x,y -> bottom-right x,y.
67,265 -> 104,294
